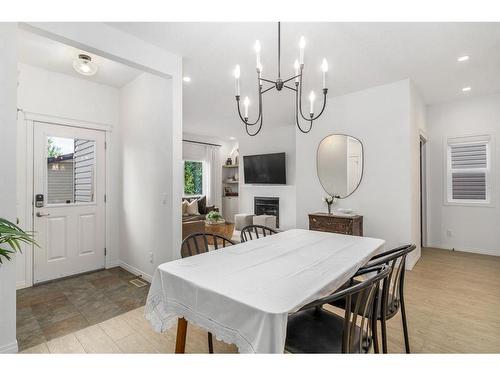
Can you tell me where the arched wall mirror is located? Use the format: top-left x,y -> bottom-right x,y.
316,134 -> 364,198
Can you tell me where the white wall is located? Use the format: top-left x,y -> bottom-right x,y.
0,22 -> 19,353
16,63 -> 121,288
409,82 -> 427,267
295,80 -> 422,267
238,124 -> 297,230
119,72 -> 174,279
427,93 -> 500,256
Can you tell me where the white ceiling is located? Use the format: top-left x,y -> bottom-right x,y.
108,22 -> 500,138
17,28 -> 142,88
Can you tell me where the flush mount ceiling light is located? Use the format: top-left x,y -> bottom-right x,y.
183,76 -> 192,82
462,86 -> 472,92
457,55 -> 470,62
73,54 -> 98,76
234,22 -> 329,136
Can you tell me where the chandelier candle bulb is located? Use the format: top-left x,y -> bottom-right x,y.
321,59 -> 328,89
244,96 -> 250,118
255,40 -> 261,70
294,59 -> 300,83
309,91 -> 316,114
234,65 -> 241,96
299,36 -> 306,65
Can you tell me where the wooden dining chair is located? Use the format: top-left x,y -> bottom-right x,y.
180,232 -> 236,353
285,264 -> 391,353
240,224 -> 278,243
330,244 -> 416,353
181,232 -> 235,258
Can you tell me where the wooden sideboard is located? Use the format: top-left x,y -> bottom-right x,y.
308,212 -> 363,236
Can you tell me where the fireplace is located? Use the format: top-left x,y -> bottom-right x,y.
254,197 -> 280,228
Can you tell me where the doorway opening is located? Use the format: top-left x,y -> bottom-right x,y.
420,135 -> 428,248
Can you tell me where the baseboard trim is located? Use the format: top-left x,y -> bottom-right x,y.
0,340 -> 18,353
405,253 -> 420,270
425,244 -> 500,257
119,261 -> 153,283
105,260 -> 121,269
16,281 -> 30,290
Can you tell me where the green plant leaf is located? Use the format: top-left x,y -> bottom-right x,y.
0,218 -> 38,263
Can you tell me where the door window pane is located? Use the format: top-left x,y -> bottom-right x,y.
47,136 -> 95,204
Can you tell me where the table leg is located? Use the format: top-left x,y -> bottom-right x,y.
175,317 -> 188,353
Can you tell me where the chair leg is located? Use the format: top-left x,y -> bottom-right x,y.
400,293 -> 411,353
380,314 -> 388,354
371,318 -> 379,353
208,332 -> 214,354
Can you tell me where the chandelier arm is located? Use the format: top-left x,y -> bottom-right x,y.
245,89 -> 264,136
295,85 -> 313,134
281,74 -> 301,84
283,84 -> 297,92
309,90 -> 328,121
235,71 -> 264,126
297,68 -> 312,121
245,117 -> 263,136
236,97 -> 261,126
259,77 -> 277,85
297,68 -> 328,121
261,85 -> 277,94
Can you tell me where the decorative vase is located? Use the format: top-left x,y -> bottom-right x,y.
327,204 -> 332,215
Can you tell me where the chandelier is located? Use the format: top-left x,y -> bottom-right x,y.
234,22 -> 329,136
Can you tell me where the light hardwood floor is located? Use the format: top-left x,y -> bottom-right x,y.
22,247 -> 500,354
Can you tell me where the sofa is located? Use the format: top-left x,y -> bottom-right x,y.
182,195 -> 218,222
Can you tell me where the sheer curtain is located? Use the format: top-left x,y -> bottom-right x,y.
205,145 -> 222,211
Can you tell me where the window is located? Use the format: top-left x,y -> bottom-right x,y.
184,160 -> 204,196
446,135 -> 492,205
47,136 -> 96,204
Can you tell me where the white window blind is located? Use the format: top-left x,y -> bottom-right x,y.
446,136 -> 492,204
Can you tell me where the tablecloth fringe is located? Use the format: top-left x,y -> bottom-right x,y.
144,292 -> 255,354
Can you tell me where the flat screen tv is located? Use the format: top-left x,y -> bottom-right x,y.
243,152 -> 286,184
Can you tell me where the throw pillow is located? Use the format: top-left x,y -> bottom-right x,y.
182,200 -> 189,216
197,195 -> 207,214
186,199 -> 200,216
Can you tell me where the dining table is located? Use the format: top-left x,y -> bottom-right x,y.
144,228 -> 385,354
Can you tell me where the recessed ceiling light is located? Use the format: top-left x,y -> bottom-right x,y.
462,87 -> 472,92
457,55 -> 470,62
183,76 -> 191,82
229,136 -> 236,141
73,54 -> 98,76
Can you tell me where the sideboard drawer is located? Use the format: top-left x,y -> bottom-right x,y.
308,213 -> 363,236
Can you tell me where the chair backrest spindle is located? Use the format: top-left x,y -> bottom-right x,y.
241,225 -> 278,243
181,232 -> 235,258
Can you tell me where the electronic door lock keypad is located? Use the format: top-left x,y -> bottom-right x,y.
35,194 -> 44,208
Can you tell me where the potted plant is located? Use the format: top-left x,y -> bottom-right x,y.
0,218 -> 38,264
205,211 -> 225,225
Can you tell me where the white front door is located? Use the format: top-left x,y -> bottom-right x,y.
33,122 -> 106,283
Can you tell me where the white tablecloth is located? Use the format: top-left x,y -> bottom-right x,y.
144,229 -> 385,353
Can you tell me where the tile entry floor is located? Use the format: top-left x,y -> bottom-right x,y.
17,267 -> 150,351
19,248 -> 500,353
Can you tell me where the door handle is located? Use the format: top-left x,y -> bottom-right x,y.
36,212 -> 50,217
